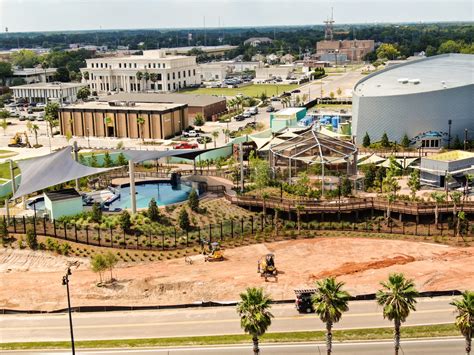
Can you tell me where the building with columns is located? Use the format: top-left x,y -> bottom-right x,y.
10,82 -> 86,104
81,50 -> 201,94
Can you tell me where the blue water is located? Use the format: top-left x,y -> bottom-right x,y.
109,182 -> 192,209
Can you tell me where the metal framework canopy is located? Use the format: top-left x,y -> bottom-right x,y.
270,128 -> 358,176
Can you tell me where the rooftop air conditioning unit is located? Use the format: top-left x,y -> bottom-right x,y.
398,78 -> 409,84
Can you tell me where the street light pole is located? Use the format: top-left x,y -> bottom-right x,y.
62,267 -> 76,355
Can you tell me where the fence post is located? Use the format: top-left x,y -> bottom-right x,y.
53,220 -> 57,238
22,216 -> 26,233
174,228 -> 177,248
33,216 -> 37,238
86,226 -> 89,244
64,221 -> 68,240
110,227 -> 113,247
98,227 -> 101,246
415,221 -> 418,235
251,216 -> 254,235
428,222 -> 430,236
186,230 -> 189,247
161,233 -> 164,251
209,224 -> 212,244
43,216 -> 46,236
220,222 -> 223,241
149,233 -> 152,250
241,218 -> 244,236
74,224 -> 78,243
13,217 -> 16,233
261,214 -> 264,231
231,219 -> 234,239
137,235 -> 139,249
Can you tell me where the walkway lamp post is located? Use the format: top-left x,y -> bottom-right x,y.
62,266 -> 76,355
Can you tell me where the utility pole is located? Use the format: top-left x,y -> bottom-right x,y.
62,266 -> 76,355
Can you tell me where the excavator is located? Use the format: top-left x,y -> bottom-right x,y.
258,253 -> 278,282
203,241 -> 224,262
8,132 -> 31,148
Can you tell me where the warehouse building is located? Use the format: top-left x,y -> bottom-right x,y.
59,101 -> 188,140
352,54 -> 474,147
99,92 -> 227,121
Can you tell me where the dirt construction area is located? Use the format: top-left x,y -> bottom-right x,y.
1,237 -> 473,311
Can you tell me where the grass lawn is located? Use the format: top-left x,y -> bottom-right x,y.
0,324 -> 459,350
180,84 -> 299,98
0,161 -> 18,180
0,149 -> 18,159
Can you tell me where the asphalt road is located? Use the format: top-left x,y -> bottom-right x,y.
1,338 -> 464,354
0,298 -> 456,343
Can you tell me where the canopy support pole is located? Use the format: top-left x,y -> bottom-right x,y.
129,160 -> 137,214
73,141 -> 80,191
9,160 -> 16,196
239,142 -> 244,192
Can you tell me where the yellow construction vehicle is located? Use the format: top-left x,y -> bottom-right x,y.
204,242 -> 224,262
8,132 -> 31,148
258,253 -> 278,282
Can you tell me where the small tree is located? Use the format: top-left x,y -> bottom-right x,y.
194,113 -> 205,126
431,192 -> 446,226
103,151 -> 113,167
380,132 -> 390,148
407,170 -> 420,200
25,228 -> 38,250
91,202 -> 102,223
91,254 -> 107,284
329,91 -> 335,99
136,117 -> 145,142
364,164 -> 377,190
178,208 -> 191,231
188,189 -> 199,212
340,176 -> 352,197
77,86 -> 91,101
0,219 -> 8,243
236,287 -> 273,355
336,87 -> 342,96
400,134 -> 410,149
148,198 -> 160,222
0,119 -> 7,136
104,251 -> 118,281
362,132 -> 371,148
450,290 -> 474,355
117,152 -> 127,166
118,210 -> 131,232
212,130 -> 219,148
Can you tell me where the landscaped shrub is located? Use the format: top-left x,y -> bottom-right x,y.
25,228 -> 38,250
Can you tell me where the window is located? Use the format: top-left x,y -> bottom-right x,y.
167,84 -> 170,90
100,63 -> 103,68
153,63 -> 156,68
148,63 -> 151,68
183,71 -> 186,78
134,63 -> 137,68
157,73 -> 162,80
188,70 -> 191,76
193,69 -> 196,76
167,73 -> 170,80
178,72 -> 180,79
119,63 -> 122,68
173,72 -> 175,80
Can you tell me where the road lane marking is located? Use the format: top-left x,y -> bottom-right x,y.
0,309 -> 453,332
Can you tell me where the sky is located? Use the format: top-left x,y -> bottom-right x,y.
0,0 -> 472,33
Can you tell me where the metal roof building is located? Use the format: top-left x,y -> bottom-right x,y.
352,54 -> 474,147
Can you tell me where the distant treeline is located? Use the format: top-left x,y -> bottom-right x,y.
0,23 -> 472,57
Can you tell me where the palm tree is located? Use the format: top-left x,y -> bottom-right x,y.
431,192 -> 446,226
104,116 -> 112,137
273,207 -> 281,237
0,119 -> 7,136
135,71 -> 143,91
136,116 -> 145,142
212,130 -> 219,148
450,191 -> 463,220
30,124 -> 39,146
235,96 -> 244,110
143,72 -> 150,91
450,290 -> 474,355
457,211 -> 467,242
236,287 -> 273,355
312,277 -> 351,355
150,73 -> 158,91
376,273 -> 419,355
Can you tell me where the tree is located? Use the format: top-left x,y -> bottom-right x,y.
136,71 -> 143,89
30,123 -> 39,146
312,277 -> 351,355
77,86 -> 91,101
143,71 -> 150,90
136,116 -> 145,142
362,132 -> 371,148
0,218 -> 9,244
91,254 -> 107,283
91,202 -> 102,223
45,102 -> 60,137
118,210 -> 131,232
212,130 -> 219,148
450,290 -> 474,355
25,228 -> 38,250
148,198 -> 160,222
103,151 -> 113,167
431,192 -> 446,226
376,43 -> 400,60
0,62 -> 13,85
296,204 -> 303,235
364,165 -> 377,191
329,92 -> 335,99
149,73 -> 158,90
178,208 -> 191,231
380,132 -> 390,148
188,189 -> 199,212
104,251 -> 118,281
376,273 -> 419,355
194,113 -> 205,126
117,152 -> 127,166
340,176 -> 352,197
273,207 -> 281,237
407,170 -> 420,200
11,49 -> 40,68
236,287 -> 273,355
438,40 -> 461,54
82,71 -> 90,80
0,119 -> 8,136
249,152 -> 271,190
54,67 -> 70,82
400,134 -> 410,149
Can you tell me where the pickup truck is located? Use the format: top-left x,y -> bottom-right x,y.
182,130 -> 200,138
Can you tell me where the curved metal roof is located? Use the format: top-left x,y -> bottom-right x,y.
353,53 -> 474,97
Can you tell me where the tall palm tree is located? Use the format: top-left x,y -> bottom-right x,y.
0,119 -> 7,136
150,73 -> 158,91
450,290 -> 474,355
135,71 -> 143,91
376,273 -> 419,355
104,116 -> 112,137
312,277 -> 351,355
450,191 -> 463,220
143,72 -> 150,91
236,287 -> 273,355
30,123 -> 39,146
136,117 -> 145,142
431,192 -> 446,226
212,130 -> 219,148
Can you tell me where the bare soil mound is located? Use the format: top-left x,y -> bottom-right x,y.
1,237 -> 473,311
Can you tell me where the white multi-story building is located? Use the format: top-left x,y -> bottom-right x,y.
81,50 -> 201,94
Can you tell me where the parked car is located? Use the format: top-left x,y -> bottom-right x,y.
266,106 -> 275,112
242,111 -> 252,118
271,97 -> 280,102
234,114 -> 245,121
249,107 -> 258,115
182,130 -> 200,138
174,142 -> 198,149
19,116 -> 27,121
292,89 -> 301,94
